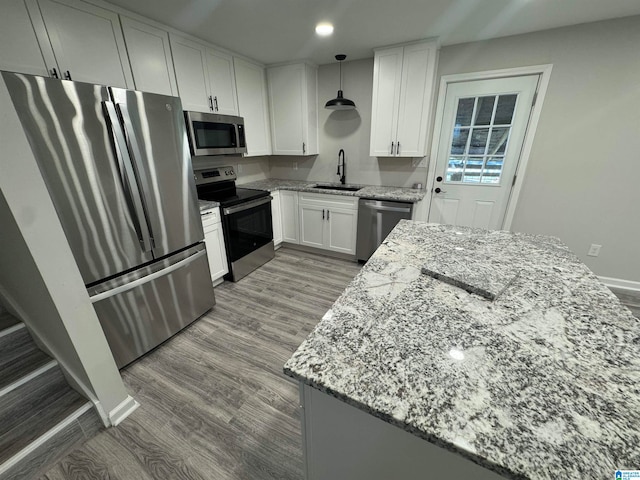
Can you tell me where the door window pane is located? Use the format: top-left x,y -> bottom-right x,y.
445,92 -> 517,185
494,95 -> 517,125
469,128 -> 489,154
446,157 -> 464,182
488,127 -> 510,155
455,98 -> 475,126
473,96 -> 496,125
451,127 -> 469,155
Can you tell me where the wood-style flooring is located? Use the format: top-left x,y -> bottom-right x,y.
610,287 -> 640,319
39,247 -> 362,480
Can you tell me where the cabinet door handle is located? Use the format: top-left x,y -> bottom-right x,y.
208,96 -> 214,111
327,210 -> 330,220
302,142 -> 306,154
391,142 -> 395,155
322,209 -> 325,220
397,142 -> 400,155
64,70 -> 72,80
213,96 -> 219,112
50,68 -> 59,79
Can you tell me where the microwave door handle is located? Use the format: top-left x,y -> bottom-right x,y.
103,102 -> 153,253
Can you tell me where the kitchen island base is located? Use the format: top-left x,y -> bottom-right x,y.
300,383 -> 506,480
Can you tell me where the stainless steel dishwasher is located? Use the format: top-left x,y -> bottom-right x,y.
356,199 -> 413,262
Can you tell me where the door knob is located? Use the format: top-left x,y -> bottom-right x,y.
434,187 -> 446,194
436,176 -> 443,182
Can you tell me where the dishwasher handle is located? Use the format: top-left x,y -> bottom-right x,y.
362,201 -> 412,214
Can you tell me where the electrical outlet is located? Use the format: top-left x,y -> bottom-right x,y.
237,163 -> 243,174
587,244 -> 602,257
412,157 -> 427,168
293,161 -> 298,170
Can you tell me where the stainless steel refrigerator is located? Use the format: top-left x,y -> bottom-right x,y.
2,71 -> 215,368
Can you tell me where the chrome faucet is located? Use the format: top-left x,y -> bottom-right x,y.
337,149 -> 346,185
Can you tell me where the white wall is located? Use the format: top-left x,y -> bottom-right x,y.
269,58 -> 428,187
437,15 -> 640,283
0,78 -> 131,422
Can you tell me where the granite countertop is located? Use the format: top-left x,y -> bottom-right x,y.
198,199 -> 219,212
284,220 -> 640,479
239,179 -> 427,203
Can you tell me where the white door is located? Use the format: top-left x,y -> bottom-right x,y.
206,48 -> 238,115
428,75 -> 538,229
37,0 -> 132,87
326,208 -> 357,255
299,203 -> 325,249
170,34 -> 211,112
121,17 -> 177,96
234,57 -> 272,156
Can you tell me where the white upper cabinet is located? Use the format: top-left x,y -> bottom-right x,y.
120,17 -> 177,96
234,57 -> 272,156
370,40 -> 438,157
267,63 -> 318,156
0,0 -> 50,76
170,34 -> 238,115
205,49 -> 238,115
169,34 -> 211,112
34,0 -> 133,87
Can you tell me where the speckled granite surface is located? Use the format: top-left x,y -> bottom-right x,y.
421,229 -> 524,300
239,179 -> 426,203
284,221 -> 640,480
198,199 -> 219,212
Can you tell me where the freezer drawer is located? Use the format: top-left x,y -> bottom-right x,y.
90,245 -> 214,368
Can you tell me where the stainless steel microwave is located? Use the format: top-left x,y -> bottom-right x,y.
184,111 -> 247,156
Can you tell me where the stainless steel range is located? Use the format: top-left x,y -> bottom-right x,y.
195,166 -> 274,281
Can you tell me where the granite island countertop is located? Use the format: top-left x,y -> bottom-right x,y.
284,220 -> 640,479
239,179 -> 426,203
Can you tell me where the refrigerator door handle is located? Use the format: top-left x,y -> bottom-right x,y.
89,248 -> 207,303
117,103 -> 157,250
103,101 -> 154,253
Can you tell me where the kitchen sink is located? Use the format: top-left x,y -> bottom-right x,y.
312,185 -> 362,192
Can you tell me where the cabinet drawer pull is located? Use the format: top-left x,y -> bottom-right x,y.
213,96 -> 219,112
391,142 -> 395,155
50,68 -> 59,79
64,70 -> 72,80
303,142 -> 306,154
397,142 -> 400,155
322,209 -> 324,220
208,96 -> 214,111
327,210 -> 330,220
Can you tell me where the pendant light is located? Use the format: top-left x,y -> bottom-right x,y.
325,54 -> 356,110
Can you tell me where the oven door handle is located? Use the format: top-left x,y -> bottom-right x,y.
223,196 -> 272,215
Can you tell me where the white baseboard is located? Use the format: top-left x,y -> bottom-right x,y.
599,276 -> 640,292
108,395 -> 140,426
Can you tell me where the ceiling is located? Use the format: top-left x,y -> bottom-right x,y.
107,0 -> 640,65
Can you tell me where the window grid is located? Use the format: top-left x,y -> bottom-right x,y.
446,94 -> 516,185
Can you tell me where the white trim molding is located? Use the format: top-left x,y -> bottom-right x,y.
425,64 -> 554,230
108,395 -> 140,427
598,276 -> 640,292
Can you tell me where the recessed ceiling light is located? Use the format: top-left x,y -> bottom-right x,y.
315,23 -> 334,36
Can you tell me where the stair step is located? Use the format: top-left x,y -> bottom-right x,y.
0,311 -> 19,332
0,326 -> 51,392
0,401 -> 99,480
0,366 -> 87,465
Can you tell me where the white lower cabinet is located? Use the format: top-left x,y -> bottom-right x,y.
280,190 -> 299,244
298,193 -> 358,255
201,208 -> 228,285
271,191 -> 283,247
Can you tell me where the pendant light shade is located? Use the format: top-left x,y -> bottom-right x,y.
325,54 -> 356,110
